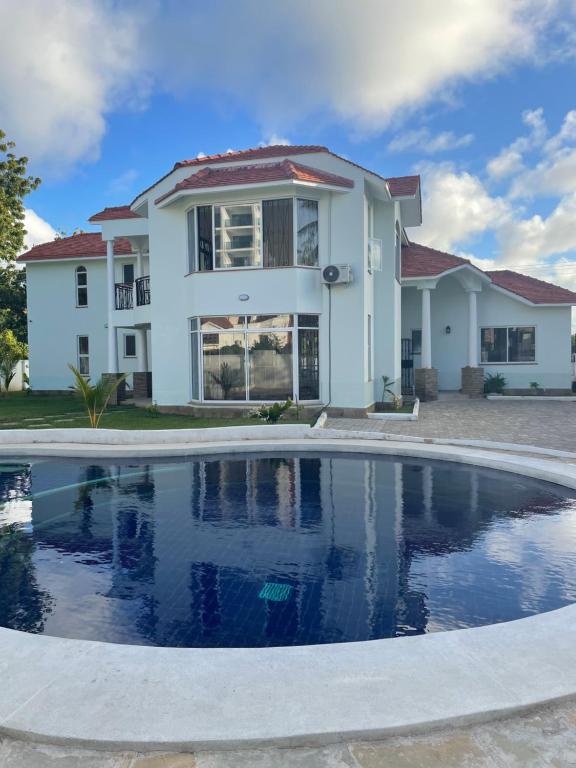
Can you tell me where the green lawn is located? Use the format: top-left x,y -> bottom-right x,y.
0,393 -> 315,430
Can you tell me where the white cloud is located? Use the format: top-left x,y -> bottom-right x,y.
260,135 -> 292,147
416,163 -> 510,250
23,209 -> 57,251
0,0 -> 147,174
107,169 -> 139,197
388,129 -> 474,154
487,107 -> 547,179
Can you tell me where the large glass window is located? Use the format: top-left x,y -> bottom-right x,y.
296,199 -> 319,266
481,326 -> 535,363
76,266 -> 87,307
191,315 -> 319,401
202,332 -> 246,400
191,198 -> 319,273
214,203 -> 261,269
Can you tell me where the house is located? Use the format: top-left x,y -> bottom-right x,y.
18,145 -> 576,411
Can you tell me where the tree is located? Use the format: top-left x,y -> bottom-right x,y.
0,130 -> 41,263
0,329 -> 27,391
68,365 -> 127,428
0,265 -> 27,343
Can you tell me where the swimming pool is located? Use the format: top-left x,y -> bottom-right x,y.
1,451 -> 575,648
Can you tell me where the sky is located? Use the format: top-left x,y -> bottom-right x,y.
2,0 -> 576,296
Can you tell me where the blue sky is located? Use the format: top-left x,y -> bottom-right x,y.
2,0 -> 576,292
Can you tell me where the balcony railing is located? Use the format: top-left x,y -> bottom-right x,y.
136,275 -> 151,306
115,283 -> 133,310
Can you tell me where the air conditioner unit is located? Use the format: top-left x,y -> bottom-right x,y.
321,264 -> 353,285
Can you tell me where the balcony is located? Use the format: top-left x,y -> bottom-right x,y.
136,275 -> 150,306
115,283 -> 133,310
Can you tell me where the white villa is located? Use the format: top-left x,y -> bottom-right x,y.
19,145 -> 576,411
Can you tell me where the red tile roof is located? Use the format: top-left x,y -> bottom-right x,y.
174,145 -> 328,169
387,176 -> 420,197
18,232 -> 132,262
155,159 -> 354,204
401,242 -> 471,278
486,270 -> 576,304
89,206 -> 141,222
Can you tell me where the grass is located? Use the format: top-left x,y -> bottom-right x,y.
0,392 -> 315,430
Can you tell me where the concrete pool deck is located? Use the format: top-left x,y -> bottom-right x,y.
1,431 -> 576,757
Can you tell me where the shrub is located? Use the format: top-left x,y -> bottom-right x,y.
250,399 -> 293,424
68,365 -> 127,428
484,372 -> 507,395
0,329 -> 27,392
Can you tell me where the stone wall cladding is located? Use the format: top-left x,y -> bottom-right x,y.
133,372 -> 152,399
415,368 -> 438,402
461,366 -> 485,398
102,374 -> 128,406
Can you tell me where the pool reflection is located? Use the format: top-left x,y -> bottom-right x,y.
0,454 -> 575,647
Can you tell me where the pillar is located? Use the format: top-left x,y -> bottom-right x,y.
106,239 -> 118,373
415,285 -> 438,401
461,289 -> 484,397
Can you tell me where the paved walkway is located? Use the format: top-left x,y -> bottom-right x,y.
326,396 -> 576,453
3,698 -> 576,766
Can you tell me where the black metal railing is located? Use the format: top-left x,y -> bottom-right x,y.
115,283 -> 133,310
136,275 -> 151,306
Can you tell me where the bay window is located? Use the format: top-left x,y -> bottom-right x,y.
190,314 -> 320,401
481,326 -> 536,363
187,198 -> 319,272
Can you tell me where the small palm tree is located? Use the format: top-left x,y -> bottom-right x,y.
68,365 -> 127,428
381,375 -> 396,402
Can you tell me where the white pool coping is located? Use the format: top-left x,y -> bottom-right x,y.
1,431 -> 576,752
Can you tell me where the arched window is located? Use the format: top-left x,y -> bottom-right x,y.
76,266 -> 88,307
395,222 -> 401,283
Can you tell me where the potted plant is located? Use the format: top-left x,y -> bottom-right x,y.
484,372 -> 507,395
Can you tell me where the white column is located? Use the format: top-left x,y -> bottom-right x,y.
139,328 -> 148,372
106,239 -> 118,373
421,287 -> 432,369
467,290 -> 479,367
136,249 -> 143,279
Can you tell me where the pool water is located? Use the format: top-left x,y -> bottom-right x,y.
1,452 -> 575,648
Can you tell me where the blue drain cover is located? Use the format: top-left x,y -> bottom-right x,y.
258,582 -> 293,602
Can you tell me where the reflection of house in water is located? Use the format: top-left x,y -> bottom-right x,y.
11,455 -> 569,646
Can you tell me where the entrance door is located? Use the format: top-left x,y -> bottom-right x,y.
401,338 -> 414,394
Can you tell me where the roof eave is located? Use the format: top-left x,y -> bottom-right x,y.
489,282 -> 576,306
155,179 -> 352,207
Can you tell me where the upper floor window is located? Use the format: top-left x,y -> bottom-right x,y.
481,326 -> 536,363
122,263 -> 135,284
76,266 -> 87,307
187,198 -> 318,273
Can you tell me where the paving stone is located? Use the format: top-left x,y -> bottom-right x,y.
196,744 -> 355,768
326,399 -> 576,454
349,732 -> 491,768
129,755 -> 196,768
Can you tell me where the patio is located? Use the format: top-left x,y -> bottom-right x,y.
327,394 -> 576,454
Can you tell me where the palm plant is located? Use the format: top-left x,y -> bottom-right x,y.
68,364 -> 127,428
210,362 -> 243,399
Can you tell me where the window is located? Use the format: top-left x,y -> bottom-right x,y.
193,197 -> 318,272
395,222 -> 401,282
215,203 -> 261,269
77,335 -> 89,375
263,199 -> 293,267
76,266 -> 87,307
124,334 -> 136,358
122,264 -> 135,284
191,314 -> 319,401
187,208 -> 197,272
411,329 -> 422,355
481,326 -> 536,363
296,199 -> 319,266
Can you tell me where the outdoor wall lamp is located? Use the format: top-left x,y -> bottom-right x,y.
445,325 -> 451,335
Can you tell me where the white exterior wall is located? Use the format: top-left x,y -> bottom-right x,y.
26,258 -> 148,390
402,278 -> 573,390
